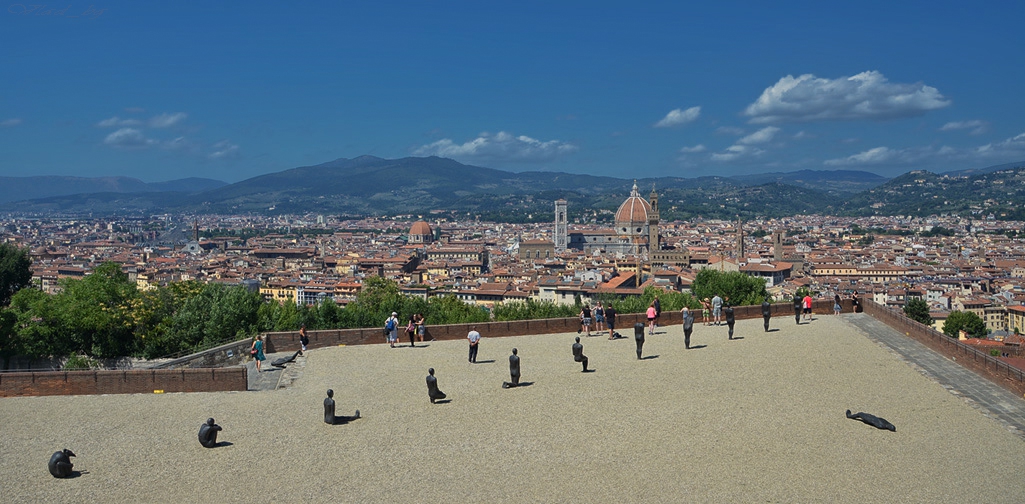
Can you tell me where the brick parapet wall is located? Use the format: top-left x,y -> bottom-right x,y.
862,300 -> 1025,396
263,300 -> 844,353
0,367 -> 247,398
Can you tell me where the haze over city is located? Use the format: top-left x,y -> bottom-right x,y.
2,1 -> 1024,183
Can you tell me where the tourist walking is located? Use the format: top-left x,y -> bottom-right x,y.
385,312 -> 400,348
701,298 -> 711,326
299,325 -> 309,354
580,304 -> 592,336
762,299 -> 772,332
793,296 -> 802,324
251,335 -> 266,372
646,302 -> 657,335
653,296 -> 662,328
834,293 -> 842,315
467,326 -> 481,363
681,306 -> 694,349
406,314 -> 417,347
725,303 -> 736,340
803,293 -> 813,321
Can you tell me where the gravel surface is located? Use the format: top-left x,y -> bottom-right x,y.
3,315 -> 1025,503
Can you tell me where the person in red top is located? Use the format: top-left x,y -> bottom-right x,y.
646,302 -> 657,335
803,294 -> 813,321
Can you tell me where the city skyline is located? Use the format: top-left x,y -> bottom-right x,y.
2,1 -> 1024,183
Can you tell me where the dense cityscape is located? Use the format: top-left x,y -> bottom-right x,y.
4,182 -> 1024,353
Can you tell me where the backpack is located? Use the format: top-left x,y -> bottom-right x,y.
385,318 -> 396,331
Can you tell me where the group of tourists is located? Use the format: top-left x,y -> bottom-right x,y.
578,301 -> 618,339
385,312 -> 429,348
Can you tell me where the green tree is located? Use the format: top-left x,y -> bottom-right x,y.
0,243 -> 32,307
0,308 -> 18,369
57,262 -> 140,358
691,269 -> 769,306
942,310 -> 988,339
903,298 -> 932,326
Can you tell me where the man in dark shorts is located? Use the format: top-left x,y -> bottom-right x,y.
605,305 -> 617,340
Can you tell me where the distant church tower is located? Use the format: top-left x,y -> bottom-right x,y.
772,230 -> 784,262
735,218 -> 745,259
554,199 -> 568,251
193,220 -> 199,242
647,187 -> 659,252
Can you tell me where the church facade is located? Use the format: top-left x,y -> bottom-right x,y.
563,182 -> 662,256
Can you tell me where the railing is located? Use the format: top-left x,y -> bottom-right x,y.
862,300 -> 1025,391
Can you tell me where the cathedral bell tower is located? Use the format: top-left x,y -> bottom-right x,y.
648,186 -> 659,252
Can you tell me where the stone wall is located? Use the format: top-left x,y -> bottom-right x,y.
262,300 -> 844,353
0,367 -> 248,397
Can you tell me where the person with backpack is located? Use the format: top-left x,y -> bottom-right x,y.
385,312 -> 399,348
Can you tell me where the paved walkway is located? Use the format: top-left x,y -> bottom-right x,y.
846,312 -> 1025,438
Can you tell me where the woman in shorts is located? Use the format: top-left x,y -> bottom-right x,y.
701,298 -> 711,326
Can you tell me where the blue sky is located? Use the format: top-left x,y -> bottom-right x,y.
2,1 -> 1024,182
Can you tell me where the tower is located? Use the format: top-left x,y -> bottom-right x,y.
647,186 -> 659,252
772,230 -> 784,262
554,199 -> 568,251
735,218 -> 745,259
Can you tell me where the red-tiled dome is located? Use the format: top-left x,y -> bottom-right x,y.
410,221 -> 433,236
614,182 -> 651,224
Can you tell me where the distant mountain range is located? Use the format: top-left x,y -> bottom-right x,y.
0,176 -> 226,204
1,156 -> 1022,221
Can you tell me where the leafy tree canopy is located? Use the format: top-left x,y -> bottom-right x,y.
942,310 -> 988,339
691,269 -> 769,306
903,298 -> 932,326
0,242 -> 32,307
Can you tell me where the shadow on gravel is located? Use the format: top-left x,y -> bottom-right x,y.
688,345 -> 707,350
474,360 -> 496,364
582,369 -> 596,373
213,441 -> 234,448
434,399 -> 452,404
640,355 -> 660,360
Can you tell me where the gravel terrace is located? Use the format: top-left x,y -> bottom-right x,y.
3,314 -> 1024,503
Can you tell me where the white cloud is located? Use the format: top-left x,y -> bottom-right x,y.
975,132 -> 1025,158
97,116 -> 142,128
824,147 -> 896,166
738,126 -> 780,145
680,144 -> 706,153
654,106 -> 701,128
103,128 -> 157,148
413,131 -> 577,162
744,71 -> 950,124
1,118 -> 22,127
824,131 -> 1025,168
209,140 -> 240,159
711,144 -> 763,162
149,112 -> 187,128
793,130 -> 812,139
940,120 -> 988,135
715,126 -> 745,135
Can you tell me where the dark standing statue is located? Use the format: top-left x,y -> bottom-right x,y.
48,449 -> 75,478
503,348 -> 521,388
682,308 -> 694,349
572,337 -> 588,372
198,418 -> 222,448
762,300 -> 772,332
725,305 -> 736,340
793,297 -> 802,325
426,368 -> 446,404
634,323 -> 645,359
324,389 -> 360,425
846,409 -> 895,431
